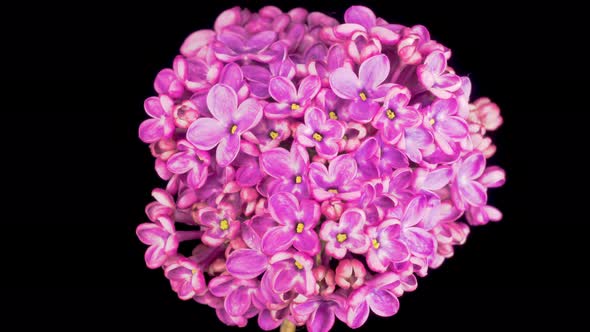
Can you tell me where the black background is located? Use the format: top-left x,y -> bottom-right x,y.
2,0 -> 587,330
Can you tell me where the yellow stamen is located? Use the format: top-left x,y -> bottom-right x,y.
359,92 -> 367,101
230,124 -> 238,134
386,109 -> 396,120
291,103 -> 301,110
191,268 -> 198,275
219,219 -> 229,230
328,188 -> 338,194
294,261 -> 304,269
312,132 -> 323,142
429,118 -> 435,126
296,222 -> 304,233
269,130 -> 279,140
372,239 -> 380,249
295,175 -> 302,184
329,111 -> 338,120
336,233 -> 347,243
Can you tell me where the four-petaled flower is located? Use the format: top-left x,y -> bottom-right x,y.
309,154 -> 361,201
320,208 -> 371,259
373,85 -> 421,144
296,107 -> 345,159
260,144 -> 310,199
164,257 -> 207,300
265,75 -> 321,119
329,54 -> 393,122
262,192 -> 321,256
187,84 -> 263,167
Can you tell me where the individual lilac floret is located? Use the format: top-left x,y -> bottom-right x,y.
329,54 -> 393,122
333,6 -> 401,45
261,192 -> 321,256
296,107 -> 345,159
260,144 -> 310,199
320,208 -> 370,259
309,154 -> 360,201
265,75 -> 321,119
166,140 -> 211,190
417,51 -> 462,98
424,97 -> 469,155
196,206 -> 240,247
267,251 -> 316,296
187,84 -> 262,167
139,95 -> 175,143
372,85 -> 421,144
451,152 -> 488,210
346,273 -> 400,328
165,257 -> 207,300
365,219 -> 410,272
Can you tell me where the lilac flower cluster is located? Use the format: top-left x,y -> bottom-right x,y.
137,5 -> 505,332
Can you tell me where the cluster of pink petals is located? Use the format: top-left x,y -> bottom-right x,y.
137,5 -> 505,332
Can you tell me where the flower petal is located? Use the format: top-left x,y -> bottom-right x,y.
226,249 -> 268,280
234,98 -> 263,132
207,84 -> 237,123
187,118 -> 226,150
297,75 -> 321,102
438,117 -> 468,139
329,68 -> 360,99
308,304 -> 336,332
216,134 -> 240,167
330,155 -> 357,185
225,287 -> 251,316
422,167 -> 453,191
269,192 -> 299,223
344,5 -> 376,29
460,181 -> 488,206
359,54 -> 390,88
367,289 -> 399,317
347,301 -> 370,329
261,226 -> 295,255
294,231 -> 320,256
260,148 -> 293,179
403,227 -> 435,257
139,118 -> 164,143
460,153 -> 486,180
269,76 -> 297,103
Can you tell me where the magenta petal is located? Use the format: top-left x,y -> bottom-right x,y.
460,181 -> 488,206
334,23 -> 365,38
226,249 -> 268,279
207,84 -> 237,123
257,310 -> 282,331
371,26 -> 399,44
294,231 -> 320,255
246,30 -> 277,51
422,167 -> 453,191
166,152 -> 194,174
359,54 -> 389,88
330,155 -> 357,185
344,5 -> 376,29
261,226 -> 295,255
269,76 -> 297,103
144,245 -> 166,269
139,118 -> 164,143
425,51 -> 446,74
308,304 -> 336,332
460,153 -> 486,179
403,227 -> 435,257
260,148 -> 293,178
305,107 -> 327,130
272,268 -> 297,293
269,192 -> 299,224
187,118 -> 226,150
216,134 -> 240,167
181,29 -> 216,57
368,289 -> 399,317
298,75 -> 321,102
225,287 -> 251,316
438,117 -> 468,138
234,98 -> 263,132
347,301 -> 370,329
329,68 -> 360,99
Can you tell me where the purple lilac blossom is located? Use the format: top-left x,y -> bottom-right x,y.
137,5 -> 506,332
